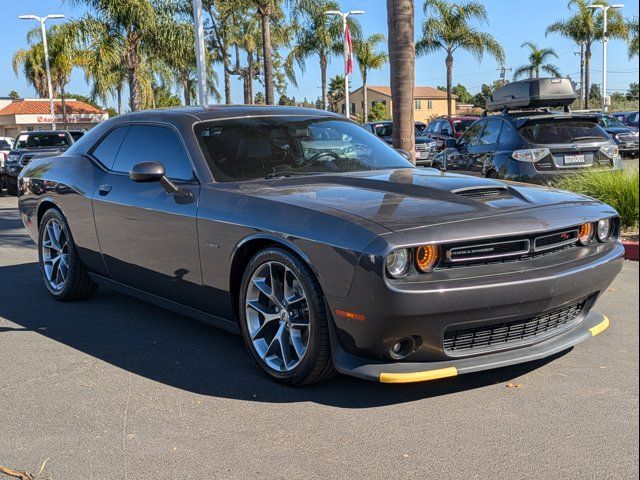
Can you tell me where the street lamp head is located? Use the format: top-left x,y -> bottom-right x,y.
47,14 -> 66,20
18,14 -> 39,20
324,10 -> 341,15
349,10 -> 365,15
611,4 -> 625,8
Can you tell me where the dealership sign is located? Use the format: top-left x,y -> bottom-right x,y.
16,113 -> 108,124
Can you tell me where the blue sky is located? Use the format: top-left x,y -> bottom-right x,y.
1,0 -> 638,108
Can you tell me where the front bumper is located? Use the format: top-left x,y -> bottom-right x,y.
332,311 -> 610,383
326,241 -> 624,375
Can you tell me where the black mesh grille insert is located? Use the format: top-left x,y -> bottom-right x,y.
443,298 -> 589,354
454,187 -> 507,199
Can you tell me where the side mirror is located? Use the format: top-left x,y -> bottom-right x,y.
395,148 -> 412,161
129,161 -> 165,182
444,138 -> 457,149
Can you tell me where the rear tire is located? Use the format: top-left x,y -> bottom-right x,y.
238,248 -> 335,386
38,208 -> 98,301
6,178 -> 17,196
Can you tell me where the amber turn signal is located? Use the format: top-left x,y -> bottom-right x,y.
415,245 -> 440,273
578,223 -> 594,245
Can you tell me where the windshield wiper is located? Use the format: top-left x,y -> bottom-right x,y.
264,171 -> 327,179
571,135 -> 605,142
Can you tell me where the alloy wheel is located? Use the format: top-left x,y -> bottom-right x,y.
41,218 -> 69,291
245,261 -> 311,372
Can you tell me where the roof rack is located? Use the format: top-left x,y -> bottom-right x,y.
485,78 -> 577,113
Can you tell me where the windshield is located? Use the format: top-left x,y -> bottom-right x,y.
0,140 -> 11,150
598,115 -> 627,128
518,119 -> 609,144
15,132 -> 71,149
196,117 -> 414,182
453,120 -> 476,133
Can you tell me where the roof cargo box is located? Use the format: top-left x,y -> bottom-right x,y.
486,78 -> 577,111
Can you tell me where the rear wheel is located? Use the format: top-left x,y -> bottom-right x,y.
38,208 -> 98,301
239,248 -> 335,385
6,177 -> 17,196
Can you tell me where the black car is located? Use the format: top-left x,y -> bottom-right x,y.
591,113 -> 639,157
363,121 -> 438,165
613,111 -> 639,128
17,105 -> 622,385
4,130 -> 79,195
432,79 -> 623,183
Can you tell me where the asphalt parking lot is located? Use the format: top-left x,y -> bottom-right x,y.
0,194 -> 638,480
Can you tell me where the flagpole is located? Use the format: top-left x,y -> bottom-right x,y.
325,9 -> 364,118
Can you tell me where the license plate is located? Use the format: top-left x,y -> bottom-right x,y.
564,154 -> 586,165
626,142 -> 636,148
417,151 -> 428,159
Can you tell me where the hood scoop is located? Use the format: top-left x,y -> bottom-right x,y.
452,185 -> 509,199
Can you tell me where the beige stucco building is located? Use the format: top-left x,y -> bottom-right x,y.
337,86 -> 457,122
0,98 -> 108,138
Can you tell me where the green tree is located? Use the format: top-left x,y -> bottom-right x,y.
547,0 -> 627,109
417,0 -> 504,118
513,41 -> 561,80
68,0 -> 185,111
286,0 -> 360,111
471,80 -> 508,108
254,91 -> 266,104
354,33 -> 388,122
627,82 -> 639,101
628,17 -> 639,58
387,0 -> 416,157
452,84 -> 472,104
368,101 -> 391,122
8,91 -> 20,100
153,84 -> 181,107
327,75 -> 345,112
589,83 -> 601,103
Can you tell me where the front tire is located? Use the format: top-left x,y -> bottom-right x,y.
6,177 -> 17,196
239,248 -> 335,385
38,208 -> 98,301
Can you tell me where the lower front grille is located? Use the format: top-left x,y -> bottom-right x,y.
443,297 -> 589,354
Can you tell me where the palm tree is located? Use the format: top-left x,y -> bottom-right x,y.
68,0 -> 175,112
387,0 -> 416,158
250,0 -> 284,105
417,0 -> 504,118
353,33 -> 388,121
547,0 -> 627,109
628,17 -> 639,58
13,24 -> 79,127
286,0 -> 360,111
513,42 -> 561,80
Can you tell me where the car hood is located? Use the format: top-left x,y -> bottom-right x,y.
605,127 -> 638,135
10,146 -> 69,155
238,168 -> 603,232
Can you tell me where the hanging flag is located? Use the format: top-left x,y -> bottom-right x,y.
344,22 -> 354,76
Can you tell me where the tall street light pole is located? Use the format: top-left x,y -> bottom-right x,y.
19,14 -> 65,130
325,9 -> 364,118
192,0 -> 208,106
588,3 -> 624,112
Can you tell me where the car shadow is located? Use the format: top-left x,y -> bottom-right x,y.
0,262 -> 569,409
0,207 -> 35,249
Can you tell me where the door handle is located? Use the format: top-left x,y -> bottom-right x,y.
98,184 -> 112,196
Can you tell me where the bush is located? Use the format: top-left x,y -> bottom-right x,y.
368,102 -> 391,122
553,168 -> 639,231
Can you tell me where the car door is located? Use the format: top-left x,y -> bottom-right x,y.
468,118 -> 503,175
90,123 -> 204,310
451,121 -> 484,173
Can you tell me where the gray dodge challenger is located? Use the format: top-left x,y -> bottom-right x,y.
17,106 -> 623,385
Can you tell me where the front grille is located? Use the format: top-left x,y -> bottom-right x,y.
447,239 -> 530,263
533,229 -> 578,252
453,186 -> 508,199
20,155 -> 35,166
443,297 -> 589,354
415,143 -> 429,152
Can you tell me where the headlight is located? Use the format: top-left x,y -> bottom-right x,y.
578,223 -> 594,245
415,245 -> 440,273
596,218 -> 612,242
386,248 -> 410,278
511,148 -> 551,162
600,145 -> 619,158
6,154 -> 19,163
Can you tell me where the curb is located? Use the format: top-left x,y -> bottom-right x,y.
622,240 -> 639,261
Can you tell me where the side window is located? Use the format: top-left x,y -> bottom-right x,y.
441,121 -> 453,135
478,119 -> 502,145
432,121 -> 442,134
460,121 -> 483,146
498,121 -> 514,144
91,126 -> 129,169
113,125 -> 194,181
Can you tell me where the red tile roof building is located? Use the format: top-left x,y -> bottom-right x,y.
0,98 -> 108,137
